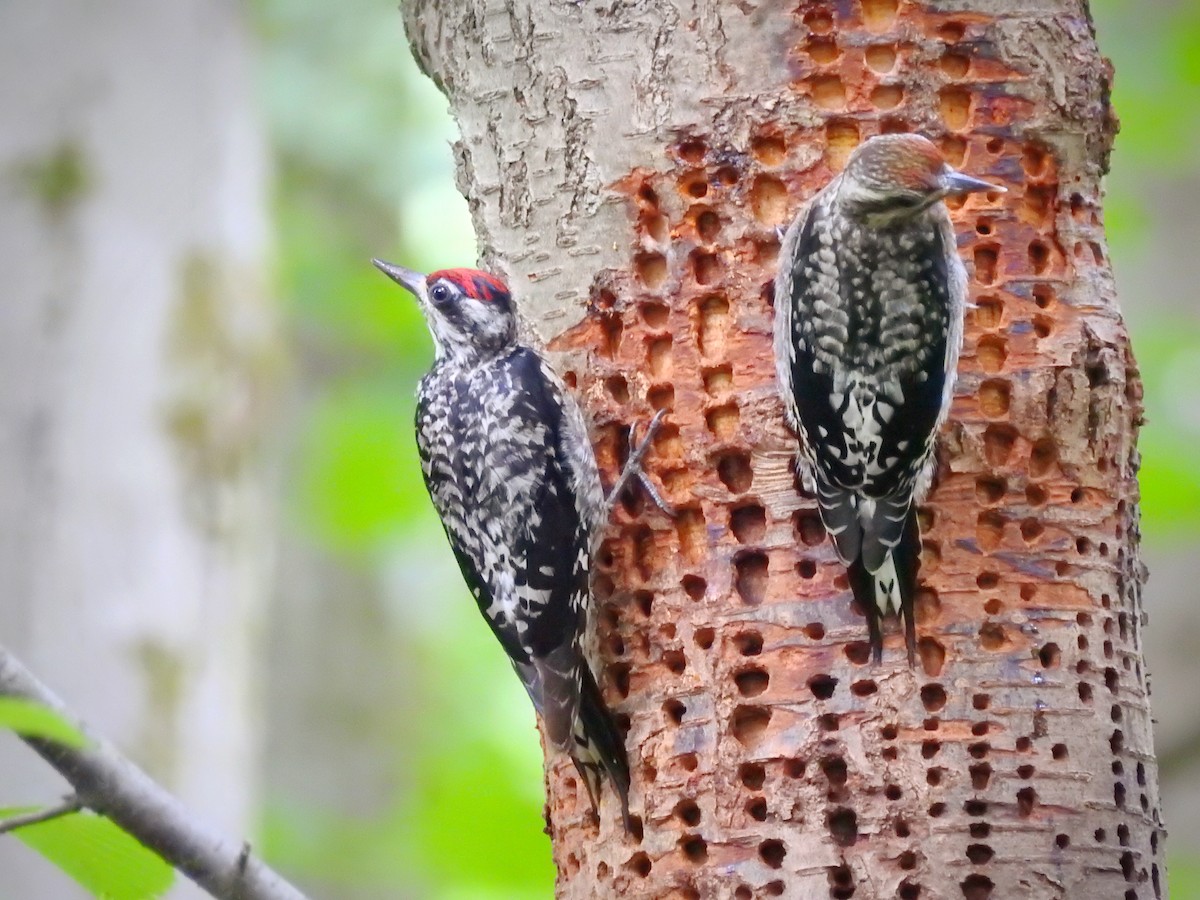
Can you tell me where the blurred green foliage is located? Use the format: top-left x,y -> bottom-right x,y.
252,0 -> 554,895
1093,0 -> 1200,552
249,0 -> 1200,896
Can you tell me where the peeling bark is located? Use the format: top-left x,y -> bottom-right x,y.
404,1 -> 1160,897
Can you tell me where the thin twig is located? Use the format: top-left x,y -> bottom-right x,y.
0,794 -> 84,835
0,642 -> 309,900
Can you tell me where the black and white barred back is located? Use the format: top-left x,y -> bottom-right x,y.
375,261 -> 630,826
774,134 -> 996,662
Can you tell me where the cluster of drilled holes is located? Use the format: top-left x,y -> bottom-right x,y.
939,86 -> 972,131
920,683 -> 948,712
750,133 -> 787,167
736,666 -> 770,697
976,511 -> 1005,553
717,451 -> 753,493
625,850 -> 653,878
759,838 -> 786,868
731,705 -> 772,748
826,119 -> 860,167
734,551 -> 769,605
675,507 -> 705,564
634,252 -> 667,291
663,649 -> 686,675
978,380 -> 1011,418
691,249 -> 721,285
663,698 -> 686,725
851,679 -> 877,697
794,510 -> 825,545
733,631 -> 763,658
820,755 -> 849,801
681,573 -> 706,601
808,673 -> 838,700
975,476 -> 1005,505
604,30 -> 1136,900
597,310 -> 623,358
918,637 -> 946,676
730,504 -> 766,543
828,862 -> 855,899
751,175 -> 789,225
740,792 -> 768,823
704,400 -> 738,438
865,43 -> 897,73
695,292 -> 729,358
982,423 -> 1016,467
828,807 -> 858,847
969,762 -> 991,790
734,761 -> 765,797
678,833 -> 707,864
702,363 -> 732,396
648,384 -> 674,411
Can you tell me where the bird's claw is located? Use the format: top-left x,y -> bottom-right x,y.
607,409 -> 675,518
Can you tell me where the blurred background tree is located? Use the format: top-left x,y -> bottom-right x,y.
2,0 -> 1199,897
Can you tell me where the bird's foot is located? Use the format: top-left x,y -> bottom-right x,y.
606,409 -> 675,518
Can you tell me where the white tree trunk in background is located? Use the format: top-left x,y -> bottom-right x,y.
0,2 -> 277,896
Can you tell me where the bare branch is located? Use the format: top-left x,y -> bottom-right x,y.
0,643 -> 309,900
0,795 -> 84,835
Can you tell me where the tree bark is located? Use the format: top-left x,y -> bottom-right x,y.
404,1 -> 1160,897
0,2 -> 277,896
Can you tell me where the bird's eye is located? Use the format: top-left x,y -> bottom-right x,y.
430,283 -> 452,304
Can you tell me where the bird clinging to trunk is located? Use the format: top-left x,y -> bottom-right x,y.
773,133 -> 1002,663
373,259 -> 659,829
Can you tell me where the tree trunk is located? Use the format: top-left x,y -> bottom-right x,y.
0,2 -> 277,896
404,2 -> 1160,897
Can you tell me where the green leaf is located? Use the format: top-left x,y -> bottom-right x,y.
0,808 -> 174,900
0,698 -> 88,748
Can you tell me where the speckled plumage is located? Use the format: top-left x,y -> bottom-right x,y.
774,134 -> 996,662
374,260 -> 629,825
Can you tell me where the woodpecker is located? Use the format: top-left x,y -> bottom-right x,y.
774,134 -> 1002,663
372,259 -> 652,828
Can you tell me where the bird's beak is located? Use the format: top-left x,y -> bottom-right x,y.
371,258 -> 426,296
942,170 -> 1006,196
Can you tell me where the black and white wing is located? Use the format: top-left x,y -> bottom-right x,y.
416,347 -> 589,745
774,187 -> 959,661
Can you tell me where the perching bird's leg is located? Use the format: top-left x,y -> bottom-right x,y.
605,409 -> 675,519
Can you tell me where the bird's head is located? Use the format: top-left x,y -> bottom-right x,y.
837,133 -> 1003,222
372,260 -> 516,363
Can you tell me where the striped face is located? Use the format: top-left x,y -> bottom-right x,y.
850,134 -> 946,193
427,269 -> 511,307
373,260 -> 517,363
836,134 -> 1000,222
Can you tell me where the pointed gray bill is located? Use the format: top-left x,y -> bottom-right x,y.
371,258 -> 425,296
942,170 -> 1006,195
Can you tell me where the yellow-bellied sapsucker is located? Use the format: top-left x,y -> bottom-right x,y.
774,134 -> 1002,663
373,259 -> 637,827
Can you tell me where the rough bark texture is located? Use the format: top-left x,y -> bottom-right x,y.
404,1 -> 1160,897
0,2 -> 277,896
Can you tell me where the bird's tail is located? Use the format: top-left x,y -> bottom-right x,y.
570,665 -> 632,832
846,503 -> 921,664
